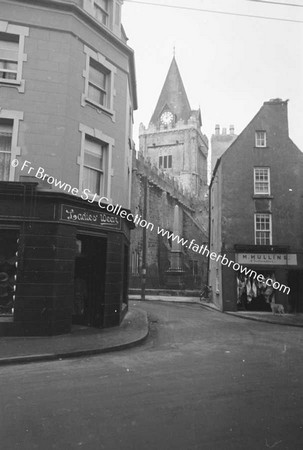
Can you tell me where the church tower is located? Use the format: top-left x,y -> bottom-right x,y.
139,56 -> 208,197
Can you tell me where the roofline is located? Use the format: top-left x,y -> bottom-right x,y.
209,156 -> 222,188
6,0 -> 138,109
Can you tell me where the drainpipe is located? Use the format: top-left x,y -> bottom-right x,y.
141,175 -> 148,301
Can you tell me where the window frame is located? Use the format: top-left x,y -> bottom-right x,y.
161,155 -> 172,169
255,130 -> 267,148
254,167 -> 270,195
82,45 -> 116,120
255,213 -> 272,245
0,109 -> 23,181
0,21 -> 29,93
83,135 -> 107,196
78,123 -> 114,202
94,0 -> 109,26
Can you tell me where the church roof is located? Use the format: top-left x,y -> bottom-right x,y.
149,57 -> 192,125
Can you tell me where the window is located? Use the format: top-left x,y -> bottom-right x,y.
254,168 -> 270,195
131,250 -> 140,276
255,131 -> 266,147
82,136 -> 107,195
94,0 -> 109,25
0,121 -> 13,181
189,260 -> 199,276
78,123 -> 114,200
88,59 -> 110,108
0,22 -> 29,92
0,33 -> 18,81
255,214 -> 272,245
159,155 -> 172,169
82,45 -> 116,118
0,110 -> 23,181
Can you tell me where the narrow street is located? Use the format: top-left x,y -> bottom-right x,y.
1,302 -> 302,450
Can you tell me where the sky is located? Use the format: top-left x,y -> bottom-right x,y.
122,0 -> 303,151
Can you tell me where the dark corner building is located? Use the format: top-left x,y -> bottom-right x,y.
0,0 -> 137,335
209,99 -> 303,313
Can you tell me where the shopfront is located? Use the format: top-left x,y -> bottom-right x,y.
220,247 -> 303,313
233,250 -> 302,313
0,183 -> 133,336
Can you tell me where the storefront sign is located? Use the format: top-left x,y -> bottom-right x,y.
60,205 -> 121,230
236,253 -> 297,266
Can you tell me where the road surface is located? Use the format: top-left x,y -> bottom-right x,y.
1,301 -> 302,449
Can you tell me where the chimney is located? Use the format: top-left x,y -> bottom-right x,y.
229,124 -> 234,135
215,124 -> 220,135
222,127 -> 227,135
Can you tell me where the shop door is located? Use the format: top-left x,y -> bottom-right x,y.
288,271 -> 303,313
73,235 -> 107,327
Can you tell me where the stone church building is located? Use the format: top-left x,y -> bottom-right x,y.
130,57 -> 209,290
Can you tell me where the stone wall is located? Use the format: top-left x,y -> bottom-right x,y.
130,152 -> 208,289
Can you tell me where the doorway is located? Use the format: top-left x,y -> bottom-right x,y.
73,235 -> 107,327
288,271 -> 303,313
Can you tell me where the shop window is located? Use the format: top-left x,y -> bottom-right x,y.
82,45 -> 116,118
83,135 -> 107,195
255,213 -> 272,245
0,229 -> 19,316
237,272 -> 275,311
255,131 -> 266,147
0,120 -> 13,181
254,167 -> 270,195
0,22 -> 29,92
78,123 -> 114,201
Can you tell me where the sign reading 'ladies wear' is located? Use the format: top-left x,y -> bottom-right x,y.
236,253 -> 297,266
60,205 -> 121,230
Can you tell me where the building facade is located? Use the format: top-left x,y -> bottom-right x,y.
130,57 -> 208,290
210,124 -> 237,176
0,0 -> 137,335
209,99 -> 303,313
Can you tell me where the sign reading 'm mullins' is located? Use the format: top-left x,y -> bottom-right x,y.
60,205 -> 121,230
236,253 -> 297,266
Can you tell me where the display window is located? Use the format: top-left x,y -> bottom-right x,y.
0,229 -> 19,315
236,271 -> 275,311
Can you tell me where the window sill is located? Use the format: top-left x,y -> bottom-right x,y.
253,195 -> 273,199
0,79 -> 25,93
254,146 -> 269,149
84,97 -> 115,121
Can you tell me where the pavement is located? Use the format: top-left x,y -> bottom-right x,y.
0,305 -> 149,366
130,294 -> 303,327
0,295 -> 302,367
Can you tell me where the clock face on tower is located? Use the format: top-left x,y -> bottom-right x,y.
160,111 -> 174,125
